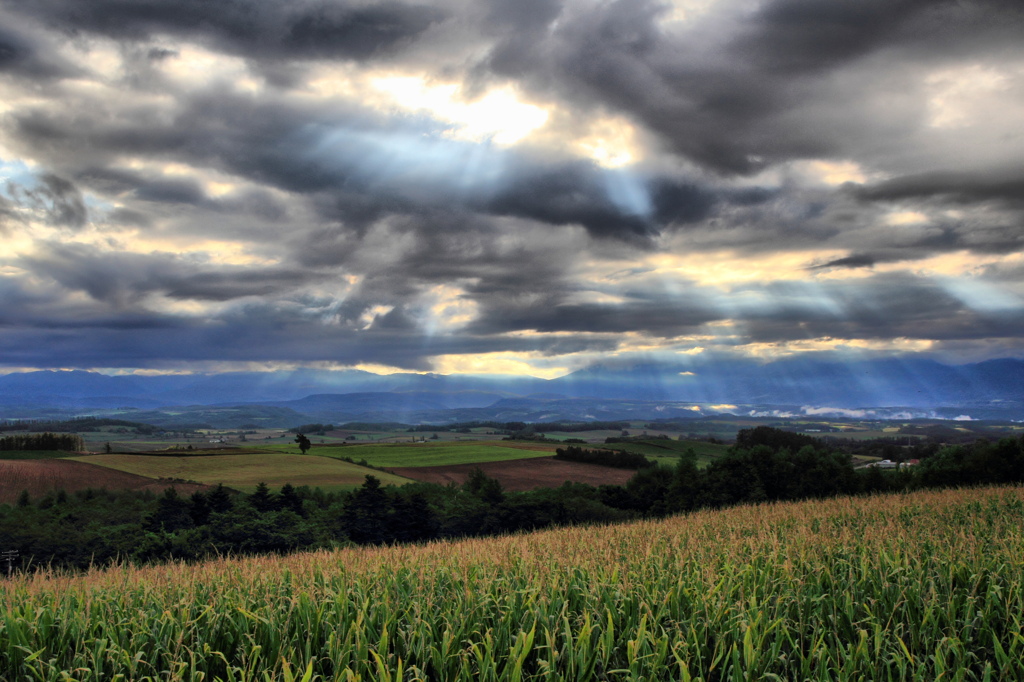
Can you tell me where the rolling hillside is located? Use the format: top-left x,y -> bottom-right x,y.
2,486 -> 1022,680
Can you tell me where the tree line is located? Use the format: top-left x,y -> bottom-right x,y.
0,433 -> 84,451
0,418 -> 163,435
289,424 -> 334,435
554,445 -> 654,469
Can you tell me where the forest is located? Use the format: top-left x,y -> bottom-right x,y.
0,433 -> 84,452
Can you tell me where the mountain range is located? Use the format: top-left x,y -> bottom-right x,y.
1,356 -> 1022,426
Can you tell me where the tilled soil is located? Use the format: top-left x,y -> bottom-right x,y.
388,456 -> 635,492
0,458 -> 211,503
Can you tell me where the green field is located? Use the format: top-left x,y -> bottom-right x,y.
265,440 -> 555,468
331,430 -> 500,444
602,438 -> 730,467
2,486 -> 1023,680
69,453 -> 412,492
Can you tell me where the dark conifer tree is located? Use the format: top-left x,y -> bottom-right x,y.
342,475 -> 393,544
391,493 -> 439,543
464,468 -> 505,505
189,491 -> 211,526
207,483 -> 234,513
667,448 -> 701,512
278,483 -> 305,517
147,488 -> 194,532
249,482 -> 277,513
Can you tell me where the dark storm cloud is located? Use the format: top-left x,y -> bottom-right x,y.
854,169 -> 1024,207
0,269 -> 187,333
21,242 -> 324,305
105,207 -> 152,227
0,24 -> 32,70
0,295 -> 619,370
482,162 -> 653,240
85,169 -> 209,205
651,180 -> 722,224
805,250 -> 940,271
0,277 -> 37,325
281,2 -> 445,60
483,0 -> 561,32
730,0 -> 939,74
0,195 -> 20,235
468,291 -> 722,337
407,221 -> 576,283
481,0 -> 1024,175
482,0 -> 564,80
296,120 -> 725,240
740,273 -> 1024,344
0,20 -> 76,79
6,174 -> 88,229
8,83 -> 736,242
161,270 -> 315,301
808,254 -> 877,270
77,166 -> 288,220
293,219 -> 592,340
481,168 -> 718,240
3,0 -> 447,63
293,212 -> 606,337
146,47 -> 178,61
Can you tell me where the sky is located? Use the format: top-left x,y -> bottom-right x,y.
0,0 -> 1023,378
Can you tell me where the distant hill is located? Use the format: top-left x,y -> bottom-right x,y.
547,356 -> 1024,409
1,356 -> 1022,423
0,368 -> 544,408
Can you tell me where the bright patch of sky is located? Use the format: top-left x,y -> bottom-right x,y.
431,353 -> 570,379
372,77 -> 549,146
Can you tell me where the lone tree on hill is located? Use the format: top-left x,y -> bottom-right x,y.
295,433 -> 311,454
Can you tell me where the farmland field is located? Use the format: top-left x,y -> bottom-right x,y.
69,453 -> 412,492
823,429 -> 925,441
0,459 -> 209,503
602,438 -> 729,466
390,456 -> 636,491
540,429 -> 631,442
284,440 -> 555,468
3,485 -> 1024,680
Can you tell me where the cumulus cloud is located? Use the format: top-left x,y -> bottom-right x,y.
21,241 -> 324,306
6,174 -> 88,230
3,0 -> 448,65
854,168 -> 1024,207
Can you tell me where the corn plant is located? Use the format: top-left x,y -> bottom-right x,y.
2,486 -> 1023,680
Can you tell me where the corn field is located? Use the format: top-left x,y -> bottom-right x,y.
2,485 -> 1023,681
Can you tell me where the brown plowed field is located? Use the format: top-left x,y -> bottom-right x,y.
482,442 -> 561,453
388,456 -> 635,492
0,459 -> 210,503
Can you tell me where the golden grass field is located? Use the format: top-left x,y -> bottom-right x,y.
70,452 -> 413,492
